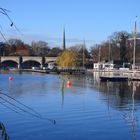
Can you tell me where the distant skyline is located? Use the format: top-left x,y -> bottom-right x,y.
0,0 -> 140,48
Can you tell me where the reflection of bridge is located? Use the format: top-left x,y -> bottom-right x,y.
0,56 -> 57,69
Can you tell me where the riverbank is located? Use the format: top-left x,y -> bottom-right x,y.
2,68 -> 140,74
0,68 -> 86,75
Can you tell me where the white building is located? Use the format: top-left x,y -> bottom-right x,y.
94,63 -> 105,70
94,61 -> 114,70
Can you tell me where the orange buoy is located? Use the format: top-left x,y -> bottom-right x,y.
9,76 -> 13,81
67,80 -> 72,88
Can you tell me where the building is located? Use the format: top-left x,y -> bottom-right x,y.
93,60 -> 131,70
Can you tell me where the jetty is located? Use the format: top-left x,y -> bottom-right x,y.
48,68 -> 86,74
17,68 -> 86,75
129,77 -> 140,81
100,76 -> 128,82
100,72 -> 140,82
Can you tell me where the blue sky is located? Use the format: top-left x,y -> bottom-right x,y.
0,0 -> 140,48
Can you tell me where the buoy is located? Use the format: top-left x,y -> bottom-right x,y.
9,76 -> 13,81
67,80 -> 72,88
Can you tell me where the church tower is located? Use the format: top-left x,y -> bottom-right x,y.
62,27 -> 66,50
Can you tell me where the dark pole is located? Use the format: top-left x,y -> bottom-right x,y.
62,27 -> 66,50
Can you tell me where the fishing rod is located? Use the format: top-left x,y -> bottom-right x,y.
0,100 -> 23,115
0,96 -> 56,124
0,10 -> 6,15
0,7 -> 21,33
0,91 -> 42,117
0,30 -> 8,42
0,7 -> 11,12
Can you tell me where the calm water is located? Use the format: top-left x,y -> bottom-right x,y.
0,72 -> 140,140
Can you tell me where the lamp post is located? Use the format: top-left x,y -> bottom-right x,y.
128,37 -> 140,69
133,16 -> 137,69
133,37 -> 136,69
98,45 -> 101,70
108,41 -> 111,63
128,17 -> 139,70
108,40 -> 111,69
83,40 -> 85,69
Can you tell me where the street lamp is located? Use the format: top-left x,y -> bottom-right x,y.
133,16 -> 138,69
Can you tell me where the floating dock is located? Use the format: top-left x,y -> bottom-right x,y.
128,77 -> 140,81
18,68 -> 86,75
100,76 -> 128,82
49,68 -> 86,74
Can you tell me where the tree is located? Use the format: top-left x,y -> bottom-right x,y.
0,42 -> 6,56
109,31 -> 130,62
69,44 -> 91,66
31,41 -> 50,56
119,34 -> 128,62
56,50 -> 77,67
7,39 -> 24,47
90,45 -> 99,63
47,47 -> 62,57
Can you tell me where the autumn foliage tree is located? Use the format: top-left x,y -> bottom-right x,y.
56,50 -> 77,68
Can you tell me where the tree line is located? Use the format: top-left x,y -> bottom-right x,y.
0,39 -> 62,57
91,31 -> 140,64
0,31 -> 140,68
57,31 -> 140,68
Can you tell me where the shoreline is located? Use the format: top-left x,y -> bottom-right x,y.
1,68 -> 140,75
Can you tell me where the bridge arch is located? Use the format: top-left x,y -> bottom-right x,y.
22,56 -> 43,69
22,56 -> 42,64
1,56 -> 20,65
21,60 -> 41,69
1,60 -> 18,69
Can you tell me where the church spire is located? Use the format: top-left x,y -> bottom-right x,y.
62,27 -> 66,50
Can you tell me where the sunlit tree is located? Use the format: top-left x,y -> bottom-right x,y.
56,50 -> 77,68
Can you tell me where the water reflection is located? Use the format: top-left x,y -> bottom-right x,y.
1,72 -> 140,139
127,81 -> 139,140
131,81 -> 136,140
91,73 -> 140,140
61,78 -> 65,106
60,73 -> 140,139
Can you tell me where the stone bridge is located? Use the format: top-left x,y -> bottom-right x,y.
0,56 -> 57,69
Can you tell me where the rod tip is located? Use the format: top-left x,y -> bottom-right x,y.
54,120 -> 56,125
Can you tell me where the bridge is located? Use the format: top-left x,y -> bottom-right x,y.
0,56 -> 57,69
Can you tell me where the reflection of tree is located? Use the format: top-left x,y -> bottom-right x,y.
118,82 -> 130,107
61,79 -> 65,106
95,81 -> 138,109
